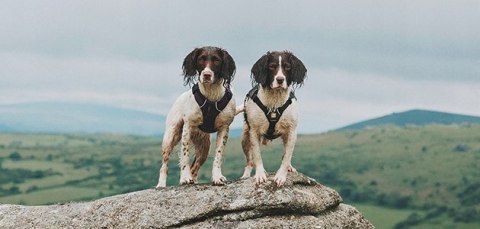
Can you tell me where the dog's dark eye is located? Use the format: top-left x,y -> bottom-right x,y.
212,56 -> 221,63
198,55 -> 207,61
284,64 -> 291,71
269,63 -> 277,70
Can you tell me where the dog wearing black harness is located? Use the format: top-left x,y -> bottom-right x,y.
156,46 -> 240,188
240,51 -> 307,186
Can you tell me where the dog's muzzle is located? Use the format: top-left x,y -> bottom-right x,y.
200,67 -> 215,83
272,75 -> 287,89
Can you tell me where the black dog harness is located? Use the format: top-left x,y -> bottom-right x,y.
192,84 -> 233,133
245,85 -> 296,140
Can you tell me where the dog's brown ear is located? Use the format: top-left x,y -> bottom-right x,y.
288,53 -> 307,87
251,53 -> 270,87
221,49 -> 236,87
182,48 -> 200,86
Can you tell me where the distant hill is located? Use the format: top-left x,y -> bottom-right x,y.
337,109 -> 480,131
0,102 -> 165,136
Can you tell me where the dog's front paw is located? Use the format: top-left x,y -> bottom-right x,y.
212,168 -> 227,185
180,178 -> 194,185
212,175 -> 227,186
180,174 -> 195,185
155,182 -> 166,189
156,178 -> 167,189
254,171 -> 268,184
180,168 -> 195,185
274,170 -> 287,187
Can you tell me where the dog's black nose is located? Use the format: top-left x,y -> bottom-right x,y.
276,77 -> 285,84
204,73 -> 212,79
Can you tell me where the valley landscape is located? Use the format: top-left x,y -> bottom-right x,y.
3,1 -> 479,228
1,108 -> 480,228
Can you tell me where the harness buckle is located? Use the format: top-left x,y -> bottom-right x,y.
268,108 -> 280,122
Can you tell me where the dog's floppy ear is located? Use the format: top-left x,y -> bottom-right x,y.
288,52 -> 307,87
251,53 -> 270,87
182,48 -> 200,86
221,49 -> 236,87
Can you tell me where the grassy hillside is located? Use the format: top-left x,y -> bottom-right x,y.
338,109 -> 480,131
299,125 -> 480,228
1,125 -> 479,228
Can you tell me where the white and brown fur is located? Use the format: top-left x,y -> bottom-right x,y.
156,46 -> 240,188
240,51 -> 307,186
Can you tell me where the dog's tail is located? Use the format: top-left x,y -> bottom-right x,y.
235,104 -> 245,115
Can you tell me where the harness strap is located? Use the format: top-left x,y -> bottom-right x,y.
246,85 -> 295,140
192,84 -> 233,133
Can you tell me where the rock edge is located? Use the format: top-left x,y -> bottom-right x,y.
0,173 -> 373,228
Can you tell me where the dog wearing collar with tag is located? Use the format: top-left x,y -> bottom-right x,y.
240,51 -> 307,187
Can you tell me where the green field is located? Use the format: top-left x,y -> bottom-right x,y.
1,124 -> 479,228
351,203 -> 416,229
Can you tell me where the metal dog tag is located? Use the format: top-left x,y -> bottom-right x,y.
269,111 -> 279,121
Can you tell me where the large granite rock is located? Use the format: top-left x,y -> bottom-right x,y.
0,173 -> 373,228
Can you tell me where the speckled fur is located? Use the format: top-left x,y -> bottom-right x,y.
156,79 -> 237,188
241,51 -> 307,186
156,46 -> 238,188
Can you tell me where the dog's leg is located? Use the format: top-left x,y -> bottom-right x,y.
274,130 -> 297,186
156,122 -> 182,189
179,123 -> 194,185
240,122 -> 253,179
211,126 -> 229,185
250,130 -> 267,184
190,132 -> 210,183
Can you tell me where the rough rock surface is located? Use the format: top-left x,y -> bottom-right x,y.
0,173 -> 373,228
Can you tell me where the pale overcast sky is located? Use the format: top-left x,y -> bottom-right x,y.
1,0 -> 479,133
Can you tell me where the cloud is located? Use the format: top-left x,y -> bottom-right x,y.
2,1 -> 478,62
297,67 -> 480,132
0,0 -> 479,133
0,52 -> 187,113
